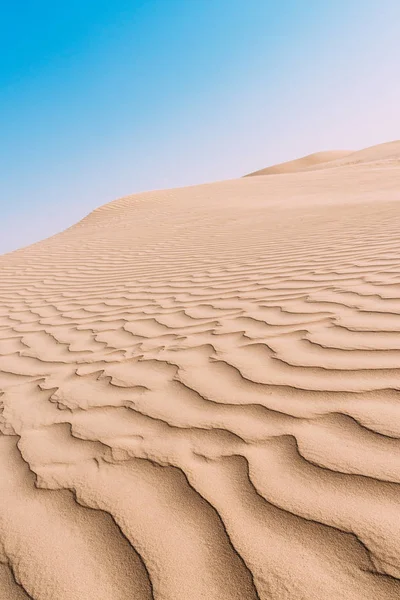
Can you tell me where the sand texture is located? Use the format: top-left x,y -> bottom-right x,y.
1,140 -> 400,599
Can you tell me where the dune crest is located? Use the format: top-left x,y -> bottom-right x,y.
1,144 -> 400,598
245,139 -> 400,176
245,149 -> 353,176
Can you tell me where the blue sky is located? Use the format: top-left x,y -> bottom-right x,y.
1,0 -> 399,254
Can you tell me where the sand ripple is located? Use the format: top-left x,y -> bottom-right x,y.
1,151 -> 400,598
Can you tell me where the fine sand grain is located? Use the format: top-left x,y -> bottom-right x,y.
1,140 -> 400,599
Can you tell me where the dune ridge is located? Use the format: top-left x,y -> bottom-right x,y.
244,149 -> 353,176
1,141 -> 400,598
245,139 -> 400,176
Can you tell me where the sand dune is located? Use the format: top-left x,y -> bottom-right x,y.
245,149 -> 353,176
1,142 -> 400,598
245,139 -> 400,176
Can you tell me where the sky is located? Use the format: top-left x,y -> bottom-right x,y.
1,0 -> 399,254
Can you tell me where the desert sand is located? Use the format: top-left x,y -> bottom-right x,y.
244,149 -> 354,176
1,140 -> 400,599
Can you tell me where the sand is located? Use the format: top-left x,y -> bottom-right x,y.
245,140 -> 400,177
244,149 -> 354,176
1,140 -> 400,599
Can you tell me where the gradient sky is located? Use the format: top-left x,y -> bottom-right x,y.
1,0 -> 399,254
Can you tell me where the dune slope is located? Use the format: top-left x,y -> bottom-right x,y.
245,139 -> 400,176
245,149 -> 353,176
1,146 -> 400,599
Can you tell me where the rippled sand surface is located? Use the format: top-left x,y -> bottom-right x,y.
1,142 -> 400,599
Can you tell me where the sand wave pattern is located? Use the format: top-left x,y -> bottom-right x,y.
1,149 -> 400,598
